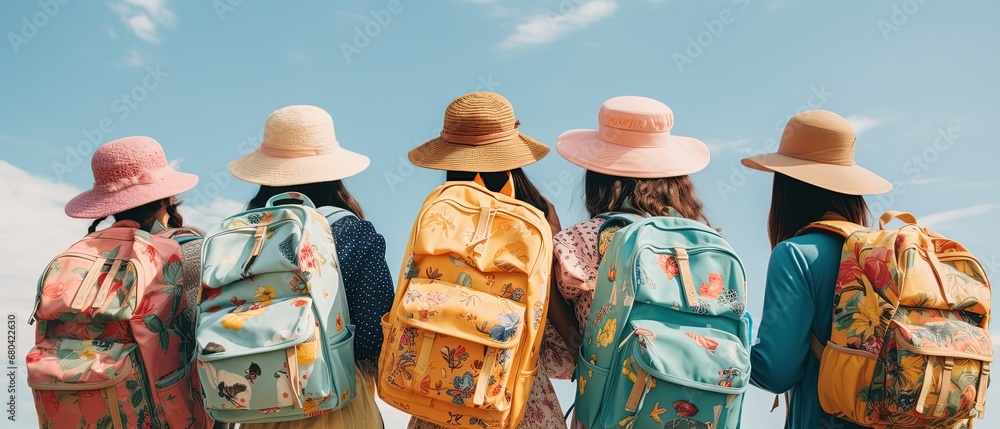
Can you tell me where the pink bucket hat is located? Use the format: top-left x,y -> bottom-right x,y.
65,136 -> 199,219
556,96 -> 710,178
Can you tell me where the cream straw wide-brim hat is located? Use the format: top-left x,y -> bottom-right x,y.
741,110 -> 891,195
408,92 -> 549,172
229,105 -> 370,186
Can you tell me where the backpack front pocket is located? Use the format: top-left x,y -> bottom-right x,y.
382,279 -> 525,411
601,320 -> 750,429
27,338 -> 156,429
36,253 -> 140,324
874,309 -> 992,426
197,297 -> 337,415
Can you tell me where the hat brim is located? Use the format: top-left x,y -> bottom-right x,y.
556,130 -> 710,179
742,153 -> 892,195
408,133 -> 549,172
229,146 -> 370,186
65,171 -> 199,219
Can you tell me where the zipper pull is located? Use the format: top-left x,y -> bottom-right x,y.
27,299 -> 40,325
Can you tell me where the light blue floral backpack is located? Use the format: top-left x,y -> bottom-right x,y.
575,213 -> 752,429
196,192 -> 357,424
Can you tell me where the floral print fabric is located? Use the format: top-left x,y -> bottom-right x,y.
553,218 -> 608,334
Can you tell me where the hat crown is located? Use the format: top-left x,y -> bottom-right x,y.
440,92 -> 518,145
91,136 -> 170,187
778,110 -> 856,166
598,96 -> 674,133
262,105 -> 339,154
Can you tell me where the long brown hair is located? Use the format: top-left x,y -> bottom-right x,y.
87,198 -> 184,233
247,180 -> 365,219
768,173 -> 869,248
584,170 -> 709,225
446,168 -> 549,214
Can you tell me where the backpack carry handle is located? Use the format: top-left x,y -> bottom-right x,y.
266,192 -> 317,208
879,211 -> 918,229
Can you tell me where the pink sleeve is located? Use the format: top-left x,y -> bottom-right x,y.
553,219 -> 604,301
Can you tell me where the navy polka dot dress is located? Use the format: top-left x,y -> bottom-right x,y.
328,213 -> 394,371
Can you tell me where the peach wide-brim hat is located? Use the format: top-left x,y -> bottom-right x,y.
408,92 -> 550,172
741,110 -> 892,195
229,105 -> 371,186
556,96 -> 710,178
65,136 -> 199,219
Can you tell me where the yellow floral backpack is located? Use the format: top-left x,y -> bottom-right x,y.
805,211 -> 992,428
377,178 -> 553,428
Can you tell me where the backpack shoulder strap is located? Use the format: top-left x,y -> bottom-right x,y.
810,333 -> 825,361
595,213 -> 642,260
318,206 -> 357,226
798,220 -> 866,238
157,227 -> 204,245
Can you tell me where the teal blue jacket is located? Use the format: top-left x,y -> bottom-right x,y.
749,232 -> 865,429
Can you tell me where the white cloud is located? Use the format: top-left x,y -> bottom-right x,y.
844,115 -> 882,135
111,0 -> 176,43
496,0 -> 618,50
179,196 -> 245,232
125,49 -> 145,67
706,138 -> 753,154
921,203 -> 999,228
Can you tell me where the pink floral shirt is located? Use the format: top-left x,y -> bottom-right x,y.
553,218 -> 608,333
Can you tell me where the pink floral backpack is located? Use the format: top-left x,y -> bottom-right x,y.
27,220 -> 213,429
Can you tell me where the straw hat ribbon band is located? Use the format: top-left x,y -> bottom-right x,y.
597,125 -> 672,147
439,127 -> 519,146
259,145 -> 335,158
778,145 -> 855,166
93,165 -> 175,194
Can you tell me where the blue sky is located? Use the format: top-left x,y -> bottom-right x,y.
2,0 -> 999,427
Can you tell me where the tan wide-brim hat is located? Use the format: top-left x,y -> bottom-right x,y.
229,105 -> 370,186
408,92 -> 550,172
741,110 -> 892,195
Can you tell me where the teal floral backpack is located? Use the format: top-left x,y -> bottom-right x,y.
197,192 -> 357,423
575,214 -> 752,429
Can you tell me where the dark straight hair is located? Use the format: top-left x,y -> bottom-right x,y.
247,180 -> 365,220
446,168 -> 549,214
768,172 -> 870,248
87,198 -> 184,234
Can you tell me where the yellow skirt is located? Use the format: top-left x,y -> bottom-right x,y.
240,367 -> 383,429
